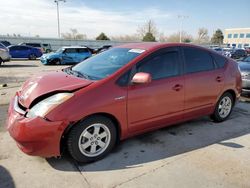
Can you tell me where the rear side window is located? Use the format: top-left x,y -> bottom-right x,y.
183,47 -> 214,74
20,46 -> 30,50
78,48 -> 89,53
137,51 -> 179,80
212,53 -> 227,68
27,43 -> 41,47
65,48 -> 77,53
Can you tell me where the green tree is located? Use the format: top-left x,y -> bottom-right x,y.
211,29 -> 224,44
142,32 -> 156,42
96,33 -> 110,40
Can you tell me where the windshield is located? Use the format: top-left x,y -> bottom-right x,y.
71,48 -> 143,80
56,48 -> 64,53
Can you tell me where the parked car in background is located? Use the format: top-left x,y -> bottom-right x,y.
222,48 -> 233,57
230,48 -> 247,59
19,42 -> 45,53
42,43 -> 52,53
8,45 -> 43,60
7,43 -> 241,163
238,56 -> 250,96
245,47 -> 250,55
0,40 -> 11,47
40,46 -> 92,65
212,47 -> 224,55
96,45 -> 112,54
0,42 -> 11,65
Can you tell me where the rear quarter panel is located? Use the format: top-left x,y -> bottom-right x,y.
217,59 -> 242,102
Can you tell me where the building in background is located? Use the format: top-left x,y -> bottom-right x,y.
224,28 -> 250,48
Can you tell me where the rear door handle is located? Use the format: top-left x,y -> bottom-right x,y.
172,84 -> 183,91
216,76 -> 222,82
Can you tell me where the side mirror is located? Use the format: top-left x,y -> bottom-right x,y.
131,72 -> 152,84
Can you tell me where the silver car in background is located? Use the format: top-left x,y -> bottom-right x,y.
238,56 -> 250,96
0,42 -> 11,66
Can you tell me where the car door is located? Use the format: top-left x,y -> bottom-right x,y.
181,47 -> 224,119
62,48 -> 77,63
19,46 -> 31,58
127,47 -> 184,133
9,46 -> 20,58
77,48 -> 90,62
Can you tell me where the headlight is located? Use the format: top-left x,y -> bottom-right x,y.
26,93 -> 73,118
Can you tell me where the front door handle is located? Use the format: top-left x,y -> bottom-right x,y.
172,84 -> 183,91
216,76 -> 222,82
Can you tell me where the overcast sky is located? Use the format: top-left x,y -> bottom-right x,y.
0,0 -> 249,39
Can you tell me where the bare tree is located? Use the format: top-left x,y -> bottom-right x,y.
111,34 -> 140,42
197,28 -> 209,43
62,29 -> 87,40
158,32 -> 167,42
167,32 -> 193,43
137,20 -> 158,39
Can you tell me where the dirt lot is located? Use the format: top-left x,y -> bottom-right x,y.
0,60 -> 250,188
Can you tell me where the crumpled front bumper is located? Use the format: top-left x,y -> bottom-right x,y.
6,96 -> 68,157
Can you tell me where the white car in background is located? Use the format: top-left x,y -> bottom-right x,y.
0,42 -> 11,66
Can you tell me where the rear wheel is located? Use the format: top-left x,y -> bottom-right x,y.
67,116 -> 117,163
29,54 -> 36,60
211,92 -> 234,122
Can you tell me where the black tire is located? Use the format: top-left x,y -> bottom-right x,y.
211,92 -> 234,122
51,59 -> 61,65
67,115 -> 117,163
29,54 -> 36,60
0,58 -> 2,66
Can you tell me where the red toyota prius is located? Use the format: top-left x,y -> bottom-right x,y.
6,43 -> 242,162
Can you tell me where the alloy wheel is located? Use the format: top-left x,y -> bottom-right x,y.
78,123 -> 111,157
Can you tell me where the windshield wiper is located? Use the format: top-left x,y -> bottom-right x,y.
72,70 -> 90,79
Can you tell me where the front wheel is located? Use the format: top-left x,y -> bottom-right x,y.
51,59 -> 61,65
67,116 -> 117,163
211,92 -> 234,122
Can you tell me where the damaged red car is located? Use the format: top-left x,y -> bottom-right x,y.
6,43 -> 242,162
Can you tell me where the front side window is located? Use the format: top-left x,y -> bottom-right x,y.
183,47 -> 214,74
71,48 -> 142,80
228,34 -> 232,38
137,51 -> 179,80
246,33 -> 250,38
64,48 -> 77,53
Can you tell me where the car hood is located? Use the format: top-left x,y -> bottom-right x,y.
238,62 -> 250,72
42,52 -> 60,59
18,71 -> 93,108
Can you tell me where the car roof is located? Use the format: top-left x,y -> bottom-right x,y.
62,46 -> 87,49
115,42 -> 209,51
8,45 -> 33,48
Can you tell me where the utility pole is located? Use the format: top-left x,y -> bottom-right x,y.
54,0 -> 66,38
178,15 -> 189,43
